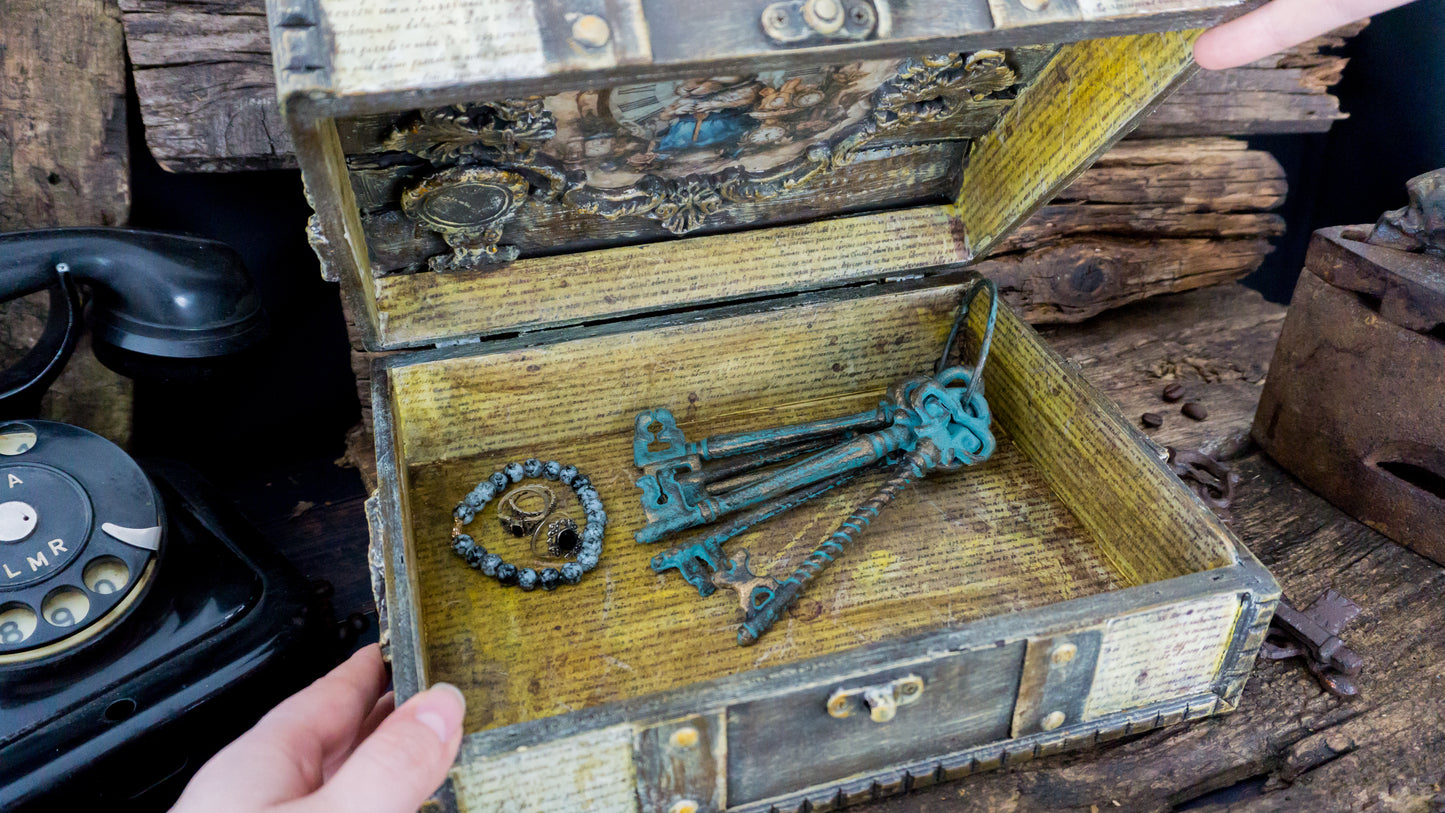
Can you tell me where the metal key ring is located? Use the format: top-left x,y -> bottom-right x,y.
936,275 -> 998,413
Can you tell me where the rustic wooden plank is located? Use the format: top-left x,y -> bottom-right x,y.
0,0 -> 129,228
0,0 -> 134,445
120,0 -> 290,172
1132,21 -> 1364,138
1044,138 -> 1287,211
979,236 -> 1275,325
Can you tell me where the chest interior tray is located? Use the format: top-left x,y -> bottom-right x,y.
371,277 -> 1262,754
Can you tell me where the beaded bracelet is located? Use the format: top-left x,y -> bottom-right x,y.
451,458 -> 606,591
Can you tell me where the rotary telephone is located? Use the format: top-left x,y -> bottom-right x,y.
0,229 -> 348,811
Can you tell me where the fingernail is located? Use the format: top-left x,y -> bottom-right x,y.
415,682 -> 466,743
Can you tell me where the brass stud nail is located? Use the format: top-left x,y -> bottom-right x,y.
670,801 -> 700,813
1050,642 -> 1077,665
670,726 -> 700,748
570,14 -> 611,48
1042,710 -> 1066,730
803,0 -> 846,34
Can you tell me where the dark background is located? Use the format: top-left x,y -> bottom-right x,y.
121,0 -> 1445,485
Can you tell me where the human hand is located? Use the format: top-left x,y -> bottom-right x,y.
171,644 -> 465,813
1194,0 -> 1415,69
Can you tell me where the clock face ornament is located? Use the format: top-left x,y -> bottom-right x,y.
400,166 -> 530,272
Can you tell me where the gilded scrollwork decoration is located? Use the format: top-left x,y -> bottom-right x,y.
380,50 -> 1019,273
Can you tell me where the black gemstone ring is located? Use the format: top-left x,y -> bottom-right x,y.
497,483 -> 556,537
450,458 -> 606,591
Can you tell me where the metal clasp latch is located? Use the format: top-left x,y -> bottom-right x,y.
761,0 -> 877,44
1261,589 -> 1365,698
826,674 -> 923,723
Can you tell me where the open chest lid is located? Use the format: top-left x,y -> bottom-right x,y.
267,0 -> 1256,352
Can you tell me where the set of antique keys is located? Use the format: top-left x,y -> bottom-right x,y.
631,278 -> 1000,645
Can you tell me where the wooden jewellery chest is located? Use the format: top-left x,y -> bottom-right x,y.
266,1 -> 1281,809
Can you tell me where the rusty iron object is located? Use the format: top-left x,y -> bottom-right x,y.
1366,168 -> 1445,258
1261,589 -> 1364,698
1167,447 -> 1239,511
1253,174 -> 1445,566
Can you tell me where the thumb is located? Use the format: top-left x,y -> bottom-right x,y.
292,682 -> 466,813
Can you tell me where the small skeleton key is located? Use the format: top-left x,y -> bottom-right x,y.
726,389 -> 986,645
634,407 -> 889,473
651,467 -> 874,596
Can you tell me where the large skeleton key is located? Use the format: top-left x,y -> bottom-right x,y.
649,467 -> 876,596
634,408 -> 889,473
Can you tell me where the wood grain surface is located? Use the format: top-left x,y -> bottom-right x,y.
0,0 -> 133,445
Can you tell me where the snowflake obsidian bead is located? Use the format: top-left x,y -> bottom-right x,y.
517,568 -> 538,591
451,458 -> 605,591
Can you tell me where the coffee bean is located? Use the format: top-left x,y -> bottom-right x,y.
1162,383 -> 1185,402
1141,412 -> 1163,428
1181,402 -> 1208,421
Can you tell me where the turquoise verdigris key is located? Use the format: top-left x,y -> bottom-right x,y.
632,276 -> 1001,645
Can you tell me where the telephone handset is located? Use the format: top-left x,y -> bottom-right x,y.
0,227 -> 267,416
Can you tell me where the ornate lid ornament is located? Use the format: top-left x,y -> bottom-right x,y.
381,50 -> 1019,273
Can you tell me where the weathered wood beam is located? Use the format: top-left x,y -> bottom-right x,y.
0,0 -> 134,445
118,0 -> 1360,173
